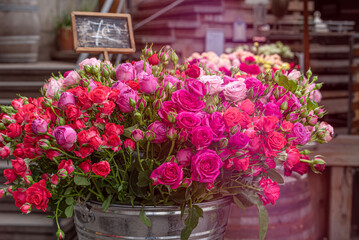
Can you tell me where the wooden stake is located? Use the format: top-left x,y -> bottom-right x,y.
303,0 -> 310,71
104,50 -> 109,62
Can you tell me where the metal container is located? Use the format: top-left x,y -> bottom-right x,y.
74,198 -> 231,240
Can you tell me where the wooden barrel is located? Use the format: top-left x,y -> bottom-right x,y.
0,0 -> 40,63
225,173 -> 315,240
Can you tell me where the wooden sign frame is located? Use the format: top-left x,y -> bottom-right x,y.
71,11 -> 136,59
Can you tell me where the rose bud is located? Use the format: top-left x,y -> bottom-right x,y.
56,229 -> 65,240
41,173 -> 50,181
58,92 -> 75,110
148,54 -> 159,65
182,178 -> 192,187
57,169 -> 68,178
0,189 -> 5,199
50,174 -> 59,185
145,131 -> 155,142
124,139 -> 135,152
31,118 -> 48,135
167,127 -> 177,141
0,146 -> 10,159
53,126 -> 77,149
79,160 -> 92,174
20,203 -> 32,214
131,129 -> 144,142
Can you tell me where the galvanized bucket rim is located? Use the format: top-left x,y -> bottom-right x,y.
77,197 -> 232,216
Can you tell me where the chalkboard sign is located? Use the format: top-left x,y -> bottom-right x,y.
71,11 -> 135,56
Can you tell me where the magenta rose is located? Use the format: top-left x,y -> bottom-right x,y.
147,120 -> 168,143
258,177 -> 280,205
185,78 -> 207,98
63,71 -> 80,87
192,126 -> 213,150
176,148 -> 193,166
244,77 -> 265,97
158,101 -> 179,124
116,87 -> 139,113
191,149 -> 223,183
228,132 -> 250,149
209,112 -> 225,140
223,80 -> 247,102
58,92 -> 75,110
111,81 -> 127,90
176,112 -> 201,131
264,102 -> 282,119
171,89 -> 206,112
115,63 -> 135,82
287,122 -> 310,145
150,162 -> 183,189
138,72 -> 159,94
53,126 -> 77,149
31,118 -> 48,135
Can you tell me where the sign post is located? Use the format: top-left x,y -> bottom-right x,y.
71,11 -> 136,61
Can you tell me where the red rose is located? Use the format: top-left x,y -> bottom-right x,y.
186,64 -> 201,78
281,120 -> 294,132
107,135 -> 122,151
258,177 -> 280,205
89,136 -> 103,150
239,99 -> 255,115
77,130 -> 89,145
124,139 -> 135,151
6,123 -> 22,138
57,159 -> 74,176
13,147 -> 24,158
24,123 -> 33,134
11,158 -> 27,177
50,174 -> 59,185
71,119 -> 85,130
46,150 -> 60,161
79,160 -> 92,173
74,146 -> 94,158
104,123 -> 124,137
108,89 -> 121,102
4,169 -> 17,183
92,161 -> 110,178
285,146 -> 300,170
256,116 -> 279,133
148,54 -> 159,65
89,86 -> 110,103
223,107 -> 241,128
25,180 -> 52,211
98,101 -> 115,116
266,131 -> 287,150
77,92 -> 92,109
127,80 -> 140,91
233,157 -> 249,171
66,105 -> 81,120
0,146 -> 10,159
13,188 -> 26,208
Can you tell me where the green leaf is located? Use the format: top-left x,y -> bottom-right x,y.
181,205 -> 203,240
257,203 -> 269,240
266,169 -> 284,184
277,75 -> 297,93
65,197 -> 75,205
64,187 -> 73,195
307,99 -> 319,110
137,170 -> 151,188
65,205 -> 74,218
74,175 -> 91,186
140,208 -> 152,227
233,196 -> 246,211
102,195 -> 113,212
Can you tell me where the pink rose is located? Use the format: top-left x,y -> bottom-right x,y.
287,70 -> 301,80
138,72 -> 159,94
162,75 -> 180,88
171,89 -> 206,112
199,75 -> 222,94
31,118 -> 48,135
92,161 -> 111,178
158,101 -> 179,124
192,126 -> 213,150
53,126 -> 77,149
134,60 -> 151,75
63,71 -> 80,87
116,87 -> 139,113
176,112 -> 201,131
50,174 -> 59,185
150,162 -> 183,189
45,77 -> 63,98
287,122 -> 310,145
115,63 -> 135,82
0,146 -> 10,159
191,149 -> 223,183
131,129 -> 144,142
318,122 -> 334,142
209,112 -> 225,140
79,58 -> 101,70
223,80 -> 247,102
176,148 -> 193,166
147,121 -> 168,143
58,92 -> 76,110
244,77 -> 265,97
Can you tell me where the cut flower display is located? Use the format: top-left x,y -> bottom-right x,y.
0,45 -> 333,240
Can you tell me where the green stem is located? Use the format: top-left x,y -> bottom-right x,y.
146,141 -> 150,160
300,159 -> 313,163
88,188 -> 102,199
55,198 -> 63,232
167,140 -> 176,159
136,142 -> 144,171
92,179 -> 105,202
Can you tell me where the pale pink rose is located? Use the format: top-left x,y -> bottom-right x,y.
223,80 -> 247,102
319,122 -> 334,142
63,71 -> 80,87
287,70 -> 301,81
45,77 -> 63,98
79,58 -> 101,70
199,75 -> 223,95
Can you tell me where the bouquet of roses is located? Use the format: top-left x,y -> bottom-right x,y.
0,45 -> 333,240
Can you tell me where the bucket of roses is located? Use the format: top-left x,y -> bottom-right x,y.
0,45 -> 333,240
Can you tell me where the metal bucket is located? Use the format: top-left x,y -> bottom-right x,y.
74,198 -> 231,240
